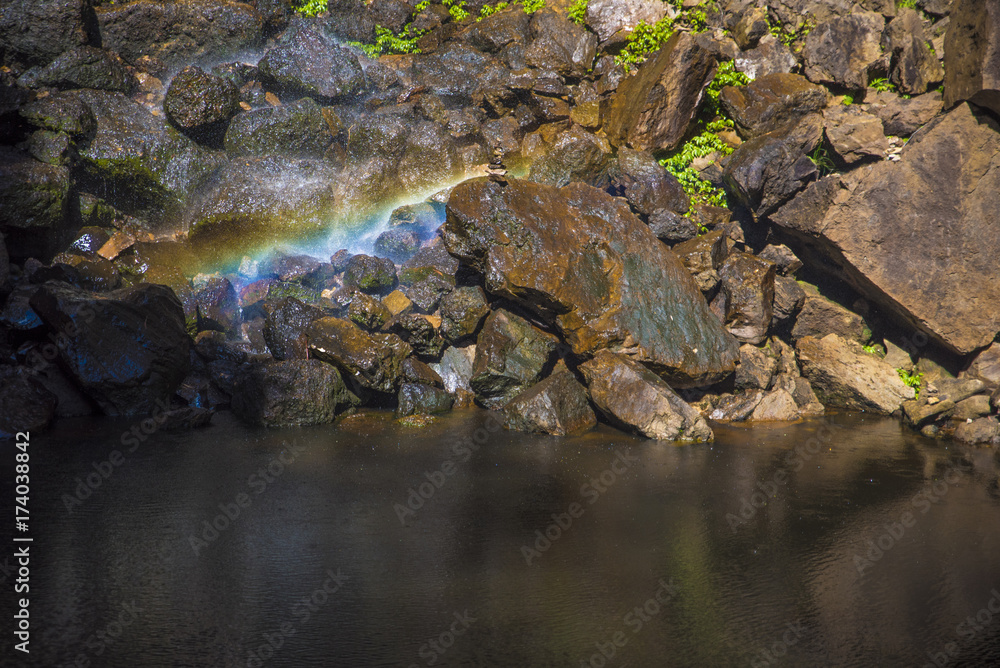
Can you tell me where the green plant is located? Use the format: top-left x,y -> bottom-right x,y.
897,0 -> 917,8
415,0 -> 430,10
808,146 -> 836,176
862,343 -> 885,356
568,0 -> 588,24
660,130 -> 734,209
897,368 -> 923,399
443,0 -> 470,21
768,16 -> 815,49
841,94 -> 855,105
349,24 -> 424,58
705,117 -> 733,132
520,0 -> 545,14
869,77 -> 896,93
615,17 -> 675,71
478,1 -> 508,19
294,0 -> 327,16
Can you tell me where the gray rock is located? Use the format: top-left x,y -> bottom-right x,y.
440,286 -> 490,344
750,388 -> 801,421
954,417 -> 1000,444
258,21 -> 366,101
584,0 -> 666,44
224,97 -> 332,158
470,309 -> 559,410
232,360 -> 356,427
953,394 -> 993,421
735,37 -> 799,80
0,0 -> 93,67
735,343 -> 778,391
18,46 -> 135,93
396,382 -> 454,417
502,370 -> 596,436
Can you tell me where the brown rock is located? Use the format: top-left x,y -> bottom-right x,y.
791,283 -> 869,344
470,309 -> 559,410
714,252 -> 776,345
823,105 -> 887,164
803,12 -> 887,90
750,389 -> 801,421
502,370 -> 597,436
884,8 -> 944,95
719,73 -> 829,139
306,317 -> 411,393
944,0 -> 1000,116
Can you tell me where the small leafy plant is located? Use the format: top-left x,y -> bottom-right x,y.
443,0 -> 470,21
615,17 -> 675,71
660,130 -> 734,209
897,368 -> 923,398
520,0 -> 545,14
768,16 -> 815,49
808,146 -> 836,176
478,1 -> 508,19
349,24 -> 424,58
568,0 -> 588,24
295,0 -> 327,16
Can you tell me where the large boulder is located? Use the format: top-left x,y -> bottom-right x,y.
944,0 -> 1000,116
470,309 -> 559,410
713,251 -> 776,345
444,178 -> 739,387
883,8 -> 944,96
719,73 -> 829,139
396,382 -> 454,417
29,281 -> 191,416
796,334 -> 915,414
502,370 -> 597,436
306,316 -> 411,394
18,46 -> 135,93
527,126 -> 613,189
258,20 -> 366,102
164,65 -> 240,144
262,297 -> 324,360
95,0 -> 265,71
524,9 -> 597,78
803,12 -> 886,90
0,0 -> 94,68
769,103 -> 1000,356
232,359 -> 356,427
224,97 -> 332,158
604,32 -> 717,152
584,0 -> 666,45
580,350 -> 713,442
457,6 -> 530,53
0,147 -> 72,261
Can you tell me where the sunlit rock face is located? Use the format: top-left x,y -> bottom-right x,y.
444,177 -> 739,387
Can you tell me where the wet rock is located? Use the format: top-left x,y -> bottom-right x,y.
396,382 -> 454,417
750,388 -> 801,421
0,0 -> 93,68
157,406 -> 213,431
224,97 -> 332,158
790,283 -> 868,344
0,147 -> 72,261
954,417 -> 1000,444
432,344 -> 476,402
306,316 -> 411,394
373,229 -> 421,264
757,244 -> 802,276
771,275 -> 806,332
258,21 -> 366,102
396,120 -> 464,194
29,281 -> 191,416
321,0 -> 412,43
883,8 -> 944,95
440,286 -> 490,344
445,178 -> 739,387
803,12 -> 886,90
470,308 -> 559,410
527,126 -> 613,188
503,370 -> 596,436
723,114 -> 822,216
524,9 -> 597,78
0,367 -> 58,438
401,357 -> 444,388
647,210 -> 699,245
866,90 -> 943,137
194,276 -> 239,335
411,42 -> 508,107
0,231 -> 7,287
458,6 -> 530,52
232,359 -> 355,427
262,296 -> 324,360
386,313 -> 445,358
19,92 -> 96,137
734,37 -> 799,80
398,266 -> 454,313
343,254 -> 397,294
613,147 -> 690,218
719,73 -> 829,138
163,65 -> 240,144
580,350 -> 713,442
735,343 -> 778,391
943,0 -> 1000,116
714,251 -> 776,345
672,230 -> 728,275
605,32 -> 717,152
823,104 -> 887,164
954,394 -> 993,421
23,129 -> 72,166
96,0 -> 266,71
382,290 -> 413,318
797,333 -> 915,413
772,104 -> 1000,356
708,390 -> 765,422
584,0 -> 665,45
18,46 -> 135,93
347,289 -> 392,331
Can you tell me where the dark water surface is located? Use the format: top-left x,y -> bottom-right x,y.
4,410 -> 1000,667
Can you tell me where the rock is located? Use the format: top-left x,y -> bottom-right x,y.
0,147 -> 72,261
944,0 -> 1000,116
605,32 -> 717,152
159,406 -> 214,431
444,178 -> 739,387
397,266 -> 454,313
458,6 -> 530,53
194,276 -> 239,334
262,297 -> 324,360
734,37 -> 799,81
796,333 -> 915,413
719,73 -> 829,138
343,254 -> 397,294
672,229 -> 728,276
803,12 -> 886,90
347,289 -> 392,331
580,350 -> 713,442
306,316 -> 411,394
790,283 -> 869,343
935,378 -> 987,404
708,390 -> 765,422
19,91 -> 96,137
396,382 -> 454,417
964,343 -> 1000,388
524,9 -> 597,78
386,314 -> 445,358
503,370 -> 596,436
714,251 -> 776,345
382,290 -> 413,318
735,343 -> 778,391
372,228 -> 421,264
432,344 -> 476,398
771,104 -> 1000,356
0,367 -> 58,438
884,8 -> 944,95
613,147 -> 690,218
0,0 -> 93,67
584,0 -> 666,44
866,90 -> 943,137
758,244 -> 803,275
954,417 -> 1000,445
411,43 -> 508,107
647,210 -> 699,245
470,309 -> 559,410
29,282 -> 191,416
224,97 -> 332,158
823,104 -> 887,164
164,65 -> 240,144
96,0 -> 265,71
723,114 -> 822,216
954,394 -> 993,421
527,126 -> 613,188
18,46 -> 135,93
771,275 -> 806,332
440,286 -> 490,344
73,90 -> 225,225
750,389 -> 801,421
902,398 -> 956,426
321,0 -> 412,43
732,7 -> 770,50
258,21 -> 366,101
401,357 -> 444,388
0,231 -> 7,286
232,359 -> 355,427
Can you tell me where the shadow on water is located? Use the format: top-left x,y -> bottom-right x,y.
5,411 -> 1000,667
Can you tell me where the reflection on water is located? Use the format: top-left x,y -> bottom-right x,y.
6,410 -> 1000,667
